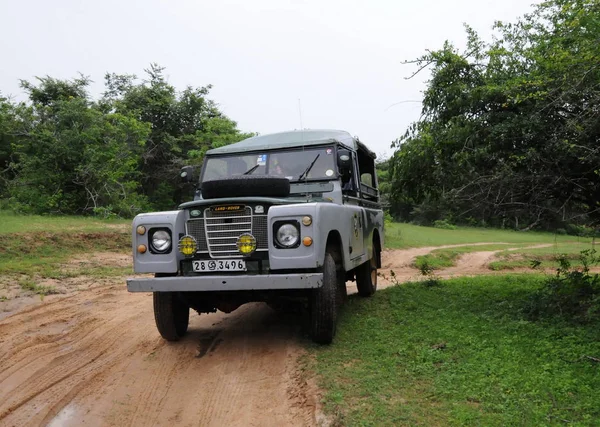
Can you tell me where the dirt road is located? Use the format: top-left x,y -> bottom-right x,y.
0,283 -> 319,427
0,243 -> 584,426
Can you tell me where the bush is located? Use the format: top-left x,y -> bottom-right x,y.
433,219 -> 457,230
564,224 -> 599,238
555,228 -> 567,235
525,250 -> 600,323
384,211 -> 394,227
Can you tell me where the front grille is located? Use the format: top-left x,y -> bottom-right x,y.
253,215 -> 268,250
186,206 -> 268,258
186,219 -> 208,252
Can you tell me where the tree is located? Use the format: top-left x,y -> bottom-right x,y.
1,66 -> 252,216
9,78 -> 150,216
390,0 -> 600,230
0,93 -> 17,197
103,64 -> 253,210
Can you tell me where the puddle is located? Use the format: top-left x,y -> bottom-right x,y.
47,403 -> 79,427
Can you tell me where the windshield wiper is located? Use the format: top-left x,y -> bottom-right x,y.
298,154 -> 320,180
243,164 -> 260,175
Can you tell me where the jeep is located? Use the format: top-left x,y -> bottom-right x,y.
127,129 -> 384,344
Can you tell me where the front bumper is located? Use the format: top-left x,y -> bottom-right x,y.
127,273 -> 323,292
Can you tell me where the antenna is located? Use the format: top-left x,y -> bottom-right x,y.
298,98 -> 309,200
298,98 -> 303,130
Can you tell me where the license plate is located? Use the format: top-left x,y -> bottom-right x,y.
192,259 -> 246,272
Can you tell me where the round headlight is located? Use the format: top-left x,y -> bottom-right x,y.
151,230 -> 171,253
276,224 -> 299,247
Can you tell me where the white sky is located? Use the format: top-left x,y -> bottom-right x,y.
0,0 -> 538,157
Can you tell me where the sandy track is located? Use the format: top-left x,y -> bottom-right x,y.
0,283 -> 318,427
1,243 -> 594,426
375,243 -> 556,286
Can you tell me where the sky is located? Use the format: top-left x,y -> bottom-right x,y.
0,0 -> 539,157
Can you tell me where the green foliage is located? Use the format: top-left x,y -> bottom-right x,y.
19,279 -> 58,296
489,242 -> 598,270
313,276 -> 600,425
433,219 -> 457,230
0,65 -> 252,217
384,221 -> 592,249
389,0 -> 600,231
103,64 -> 253,210
0,210 -> 128,234
0,230 -> 130,275
526,249 -> 600,323
414,253 -> 454,272
565,224 -> 599,238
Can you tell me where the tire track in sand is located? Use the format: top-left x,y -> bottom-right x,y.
0,283 -> 318,427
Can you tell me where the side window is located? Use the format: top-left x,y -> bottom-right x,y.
356,146 -> 379,201
361,173 -> 373,187
341,151 -> 360,195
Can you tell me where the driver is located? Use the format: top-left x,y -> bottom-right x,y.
271,157 -> 288,176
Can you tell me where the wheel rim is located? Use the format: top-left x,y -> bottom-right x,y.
371,255 -> 377,285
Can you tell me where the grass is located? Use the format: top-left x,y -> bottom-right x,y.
19,279 -> 59,296
0,232 -> 131,275
0,210 -> 132,289
385,222 -> 592,250
490,242 -> 598,271
413,244 -> 523,271
312,276 -> 600,426
0,210 -> 129,234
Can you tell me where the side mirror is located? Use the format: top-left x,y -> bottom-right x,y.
337,149 -> 352,179
180,166 -> 195,183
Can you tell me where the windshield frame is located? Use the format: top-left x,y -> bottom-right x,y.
199,145 -> 339,184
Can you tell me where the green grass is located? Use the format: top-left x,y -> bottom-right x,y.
19,279 -> 59,296
489,243 -> 598,271
385,222 -> 592,249
0,210 -> 129,234
0,231 -> 130,276
413,244 -> 523,271
313,276 -> 600,426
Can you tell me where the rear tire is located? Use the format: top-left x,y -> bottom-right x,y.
153,292 -> 190,341
356,246 -> 378,297
310,252 -> 338,344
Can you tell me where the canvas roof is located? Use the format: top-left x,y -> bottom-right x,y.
206,129 -> 376,158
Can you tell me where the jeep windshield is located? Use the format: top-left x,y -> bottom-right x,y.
201,147 -> 337,182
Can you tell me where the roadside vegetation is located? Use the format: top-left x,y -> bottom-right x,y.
313,274 -> 600,426
386,0 -> 600,235
0,210 -> 129,234
489,243 -> 598,271
0,212 -> 131,302
385,222 -> 593,249
0,65 -> 252,218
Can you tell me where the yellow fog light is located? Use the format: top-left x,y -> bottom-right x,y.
237,233 -> 257,255
137,244 -> 147,254
136,225 -> 146,235
303,236 -> 313,246
178,235 -> 197,257
302,216 -> 312,226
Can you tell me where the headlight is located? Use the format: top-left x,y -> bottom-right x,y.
275,223 -> 300,248
151,229 -> 172,253
178,235 -> 197,257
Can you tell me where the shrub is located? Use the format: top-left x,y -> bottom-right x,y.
384,211 -> 394,227
525,249 -> 600,323
564,224 -> 599,238
433,219 -> 457,230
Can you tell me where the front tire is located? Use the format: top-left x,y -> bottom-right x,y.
356,246 -> 378,297
153,292 -> 190,341
310,252 -> 338,344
